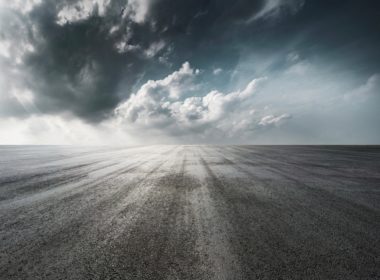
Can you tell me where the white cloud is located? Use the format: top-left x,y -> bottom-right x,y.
115,62 -> 199,124
56,0 -> 111,25
122,0 -> 151,24
114,62 -> 279,140
258,114 -> 291,127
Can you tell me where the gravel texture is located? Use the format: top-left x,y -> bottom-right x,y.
0,145 -> 379,279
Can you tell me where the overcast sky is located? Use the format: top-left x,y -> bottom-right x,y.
0,0 -> 379,144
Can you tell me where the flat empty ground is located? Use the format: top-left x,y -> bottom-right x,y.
0,145 -> 379,279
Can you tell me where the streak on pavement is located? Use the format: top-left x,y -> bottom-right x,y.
0,145 -> 379,279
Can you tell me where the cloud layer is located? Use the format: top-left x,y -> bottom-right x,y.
115,63 -> 282,140
0,0 -> 379,144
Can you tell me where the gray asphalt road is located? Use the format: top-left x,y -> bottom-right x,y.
0,145 -> 379,279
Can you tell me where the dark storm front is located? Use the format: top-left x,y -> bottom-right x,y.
0,145 -> 379,279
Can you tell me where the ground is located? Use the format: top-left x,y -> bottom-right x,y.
0,145 -> 379,279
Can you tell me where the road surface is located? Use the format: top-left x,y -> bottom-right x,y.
0,145 -> 379,279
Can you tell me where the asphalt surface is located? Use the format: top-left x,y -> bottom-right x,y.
0,145 -> 379,279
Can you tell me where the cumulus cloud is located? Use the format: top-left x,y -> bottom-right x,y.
0,0 -> 379,144
115,62 -> 200,125
258,114 -> 292,127
55,0 -> 150,25
114,62 -> 281,139
0,61 -> 290,145
122,0 -> 151,24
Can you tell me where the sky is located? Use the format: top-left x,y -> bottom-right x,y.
0,0 -> 379,145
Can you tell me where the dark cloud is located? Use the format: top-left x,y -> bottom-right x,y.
0,0 -> 297,121
24,1 -> 145,121
1,0 -> 380,125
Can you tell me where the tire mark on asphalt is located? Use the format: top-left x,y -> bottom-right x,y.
1,146 -> 379,280
0,151 -> 172,279
82,150 -> 207,280
199,154 -> 305,279
186,146 -> 243,280
201,146 -> 380,279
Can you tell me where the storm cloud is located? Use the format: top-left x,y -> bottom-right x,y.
0,0 -> 379,144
